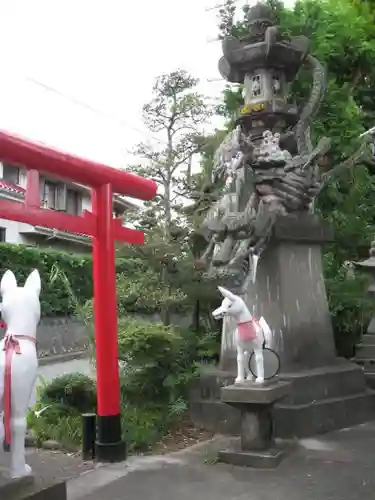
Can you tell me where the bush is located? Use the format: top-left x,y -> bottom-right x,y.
324,252 -> 374,357
116,270 -> 187,314
27,373 -> 94,451
28,316 -> 201,452
117,316 -> 198,406
29,371 -> 190,453
0,244 -> 92,316
0,244 -> 150,316
39,372 -> 97,413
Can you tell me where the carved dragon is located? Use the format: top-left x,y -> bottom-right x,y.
195,4 -> 373,291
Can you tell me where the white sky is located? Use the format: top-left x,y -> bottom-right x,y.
0,0 -> 294,175
0,0 -> 239,170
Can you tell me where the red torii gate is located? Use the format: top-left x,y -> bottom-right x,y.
0,130 -> 157,462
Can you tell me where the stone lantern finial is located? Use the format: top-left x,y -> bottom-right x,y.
247,3 -> 274,26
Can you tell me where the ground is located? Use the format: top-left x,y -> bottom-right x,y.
69,422 -> 375,500
22,357 -> 375,499
0,448 -> 94,488
2,420 -> 375,500
152,417 -> 215,453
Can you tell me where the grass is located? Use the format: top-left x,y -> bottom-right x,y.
28,402 -> 186,453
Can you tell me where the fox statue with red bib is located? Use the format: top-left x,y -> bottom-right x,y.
212,286 -> 272,384
0,269 -> 41,479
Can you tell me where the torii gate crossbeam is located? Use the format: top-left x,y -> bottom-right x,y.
0,131 -> 157,462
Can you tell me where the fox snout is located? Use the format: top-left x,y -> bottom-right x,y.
212,306 -> 227,319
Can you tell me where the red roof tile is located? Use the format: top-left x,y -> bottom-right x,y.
0,180 -> 25,195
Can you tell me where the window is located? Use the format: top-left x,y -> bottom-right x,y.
251,74 -> 262,97
66,189 -> 82,215
2,164 -> 20,184
43,181 -> 58,209
0,228 -> 6,242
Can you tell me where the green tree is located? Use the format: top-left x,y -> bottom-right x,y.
121,70 -> 212,325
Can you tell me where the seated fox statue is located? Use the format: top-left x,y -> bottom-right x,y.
0,269 -> 41,479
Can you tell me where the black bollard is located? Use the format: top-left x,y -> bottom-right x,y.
82,413 -> 96,461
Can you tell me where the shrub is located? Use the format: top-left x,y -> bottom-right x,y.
27,373 -> 91,451
0,244 -> 151,316
28,312 -> 202,452
28,367 -> 190,452
324,252 -> 374,357
39,373 -> 96,414
0,244 -> 92,316
117,316 -> 198,406
116,270 -> 187,314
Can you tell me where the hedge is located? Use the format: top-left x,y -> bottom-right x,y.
0,243 -> 146,317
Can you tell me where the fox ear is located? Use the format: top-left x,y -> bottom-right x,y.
1,270 -> 17,296
24,269 -> 41,297
218,286 -> 237,301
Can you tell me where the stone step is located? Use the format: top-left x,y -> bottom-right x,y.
0,476 -> 34,500
358,334 -> 375,346
279,362 -> 367,405
274,389 -> 375,438
354,358 -> 375,371
0,476 -> 66,500
364,372 -> 375,390
356,344 -> 375,358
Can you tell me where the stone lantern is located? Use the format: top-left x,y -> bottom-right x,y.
218,2 -> 309,142
354,239 -> 375,389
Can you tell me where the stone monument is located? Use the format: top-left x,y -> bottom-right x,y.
190,2 -> 375,438
0,269 -> 67,499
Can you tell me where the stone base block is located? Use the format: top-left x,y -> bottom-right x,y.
219,447 -> 286,468
0,475 -> 67,500
189,398 -> 241,435
353,357 -> 375,390
221,381 -> 290,405
275,389 -> 375,438
189,362 -> 375,438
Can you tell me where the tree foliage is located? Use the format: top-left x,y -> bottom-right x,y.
120,70 -> 214,325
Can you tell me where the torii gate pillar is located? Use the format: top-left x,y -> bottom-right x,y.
0,131 -> 157,462
92,183 -> 124,460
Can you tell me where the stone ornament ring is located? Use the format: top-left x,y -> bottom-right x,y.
249,347 -> 280,380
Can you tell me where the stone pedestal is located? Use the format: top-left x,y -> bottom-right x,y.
190,215 -> 375,438
220,214 -> 336,372
0,475 -> 66,500
218,382 -> 290,468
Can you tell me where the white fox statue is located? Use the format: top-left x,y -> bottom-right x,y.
0,269 -> 41,479
212,286 -> 273,384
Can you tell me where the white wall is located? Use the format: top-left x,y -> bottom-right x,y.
0,219 -> 32,244
19,169 -> 27,188
0,164 -> 34,243
82,194 -> 91,212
